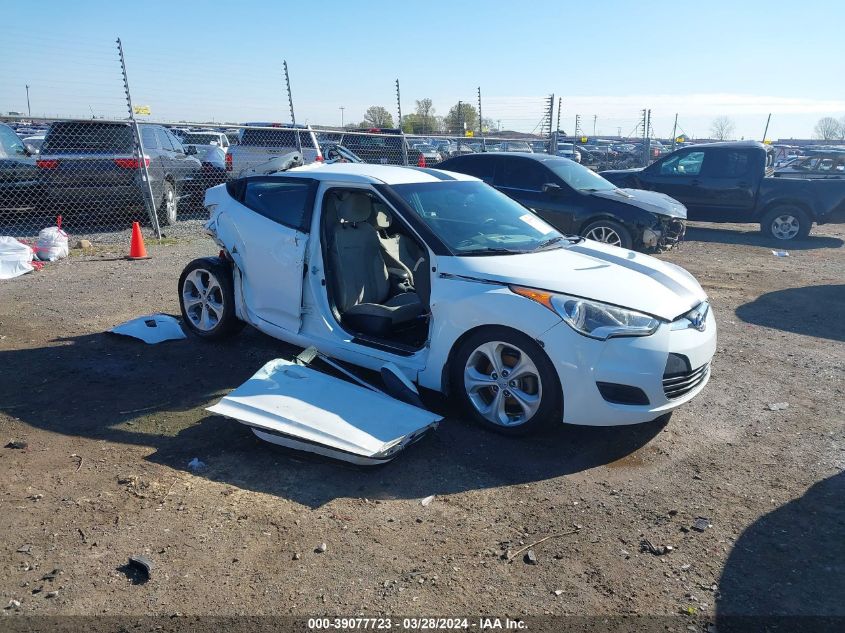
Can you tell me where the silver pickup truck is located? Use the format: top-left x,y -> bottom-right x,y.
226,124 -> 322,178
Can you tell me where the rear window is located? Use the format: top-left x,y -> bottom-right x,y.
183,133 -> 221,145
239,128 -> 315,149
42,122 -> 133,153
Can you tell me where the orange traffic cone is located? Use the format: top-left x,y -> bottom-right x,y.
127,221 -> 150,260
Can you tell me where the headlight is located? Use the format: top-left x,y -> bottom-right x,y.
510,286 -> 661,340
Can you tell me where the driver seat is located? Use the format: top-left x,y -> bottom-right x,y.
329,193 -> 423,336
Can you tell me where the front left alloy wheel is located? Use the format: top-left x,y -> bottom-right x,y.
178,257 -> 243,339
450,326 -> 561,435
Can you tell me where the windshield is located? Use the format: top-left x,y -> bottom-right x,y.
391,181 -> 565,255
545,158 -> 617,192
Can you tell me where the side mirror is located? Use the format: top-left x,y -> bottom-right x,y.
25,144 -> 39,156
185,145 -> 197,155
542,182 -> 562,194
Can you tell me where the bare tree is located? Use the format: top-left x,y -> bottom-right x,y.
710,116 -> 736,141
415,98 -> 435,133
813,117 -> 844,140
363,106 -> 394,128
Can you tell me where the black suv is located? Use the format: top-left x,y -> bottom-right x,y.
38,121 -> 202,226
438,152 -> 687,251
338,129 -> 428,166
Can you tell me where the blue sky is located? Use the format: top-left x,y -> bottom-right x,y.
3,0 -> 844,139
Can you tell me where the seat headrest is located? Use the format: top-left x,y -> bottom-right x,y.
338,193 -> 371,223
374,203 -> 392,229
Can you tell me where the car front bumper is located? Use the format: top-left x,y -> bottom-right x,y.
539,307 -> 717,426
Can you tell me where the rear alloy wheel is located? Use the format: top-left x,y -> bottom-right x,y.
157,181 -> 178,226
450,327 -> 561,435
178,257 -> 243,339
761,206 -> 811,241
581,219 -> 633,249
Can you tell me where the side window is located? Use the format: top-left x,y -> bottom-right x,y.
156,128 -> 173,151
659,151 -> 705,176
709,150 -> 751,178
242,179 -> 315,231
497,158 -> 545,190
166,130 -> 185,153
0,125 -> 26,156
140,127 -> 158,150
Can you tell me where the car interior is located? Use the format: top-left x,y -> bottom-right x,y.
321,188 -> 431,353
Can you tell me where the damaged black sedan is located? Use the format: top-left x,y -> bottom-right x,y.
437,152 -> 686,251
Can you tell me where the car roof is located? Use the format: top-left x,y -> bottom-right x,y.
682,140 -> 768,150
289,162 -> 479,185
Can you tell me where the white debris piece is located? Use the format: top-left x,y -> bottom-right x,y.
0,236 -> 34,280
208,358 -> 441,465
420,495 -> 435,507
111,314 -> 187,344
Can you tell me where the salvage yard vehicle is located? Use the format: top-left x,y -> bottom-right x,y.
180,162 -> 716,456
773,150 -> 845,180
0,122 -> 41,211
601,141 -> 845,240
37,120 -> 202,226
438,152 -> 686,250
226,124 -> 322,177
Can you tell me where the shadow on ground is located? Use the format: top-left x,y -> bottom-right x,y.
716,471 -> 845,632
0,327 -> 666,507
735,284 -> 845,342
684,224 -> 844,250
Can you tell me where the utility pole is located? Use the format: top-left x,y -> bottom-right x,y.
283,60 -> 295,125
593,114 -> 597,136
339,106 -> 344,128
117,37 -> 160,239
477,86 -> 483,135
617,126 -> 622,138
762,112 -> 772,142
25,85 -> 31,117
457,100 -> 463,134
671,113 -> 678,151
556,97 -> 562,133
497,119 -> 501,132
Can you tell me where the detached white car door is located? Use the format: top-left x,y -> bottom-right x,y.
221,176 -> 317,332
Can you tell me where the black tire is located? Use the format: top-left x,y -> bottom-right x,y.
448,326 -> 562,436
178,257 -> 243,340
580,218 -> 633,249
157,180 -> 178,227
760,205 -> 811,241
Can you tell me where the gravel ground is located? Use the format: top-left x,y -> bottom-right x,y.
0,221 -> 842,623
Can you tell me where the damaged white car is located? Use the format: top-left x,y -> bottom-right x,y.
181,163 -> 716,452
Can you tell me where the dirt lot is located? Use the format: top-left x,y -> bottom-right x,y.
1,222 -> 843,623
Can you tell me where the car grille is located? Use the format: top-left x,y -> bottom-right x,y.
663,362 -> 710,400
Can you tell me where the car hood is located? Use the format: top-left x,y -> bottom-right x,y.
439,241 -> 706,321
591,187 -> 687,219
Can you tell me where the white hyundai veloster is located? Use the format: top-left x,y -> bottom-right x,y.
180,163 -> 716,441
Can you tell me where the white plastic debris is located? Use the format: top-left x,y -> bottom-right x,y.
771,250 -> 790,257
35,226 -> 69,262
0,236 -> 34,280
420,495 -> 435,507
187,458 -> 206,471
110,314 -> 187,344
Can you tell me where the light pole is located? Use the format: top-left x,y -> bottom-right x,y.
25,85 -> 31,117
593,114 -> 597,136
339,106 -> 345,128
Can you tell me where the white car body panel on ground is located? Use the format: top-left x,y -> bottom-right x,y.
207,359 -> 441,464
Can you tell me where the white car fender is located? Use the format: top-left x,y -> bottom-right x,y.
417,279 -> 562,393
